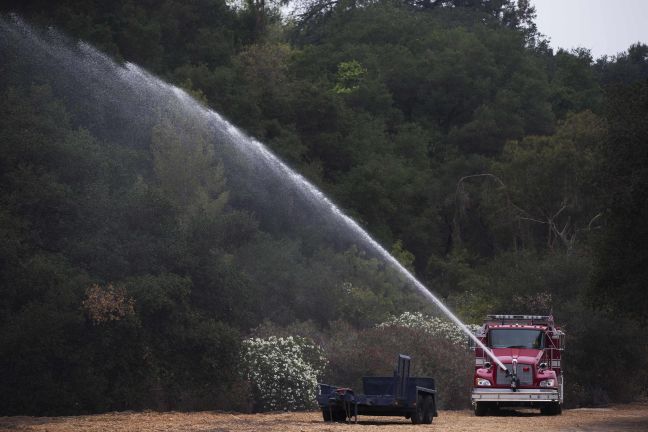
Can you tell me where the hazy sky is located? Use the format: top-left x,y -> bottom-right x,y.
533,0 -> 648,59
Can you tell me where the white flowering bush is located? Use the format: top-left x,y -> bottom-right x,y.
241,335 -> 328,411
378,312 -> 480,346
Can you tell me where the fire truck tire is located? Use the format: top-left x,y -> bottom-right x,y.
541,402 -> 562,415
422,395 -> 434,424
474,402 -> 489,416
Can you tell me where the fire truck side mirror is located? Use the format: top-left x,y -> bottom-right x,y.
551,330 -> 566,350
552,331 -> 565,350
468,336 -> 476,351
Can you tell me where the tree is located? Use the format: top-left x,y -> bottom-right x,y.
151,116 -> 229,226
453,111 -> 605,253
595,43 -> 648,86
591,80 -> 648,323
548,48 -> 604,118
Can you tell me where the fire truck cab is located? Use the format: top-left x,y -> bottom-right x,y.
471,314 -> 564,416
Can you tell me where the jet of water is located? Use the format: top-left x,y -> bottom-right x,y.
0,15 -> 507,371
212,89 -> 507,371
126,63 -> 509,372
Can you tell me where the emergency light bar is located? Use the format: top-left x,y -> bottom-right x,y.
487,315 -> 550,320
485,314 -> 556,328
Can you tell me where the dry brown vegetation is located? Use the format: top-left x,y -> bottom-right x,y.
1,404 -> 647,432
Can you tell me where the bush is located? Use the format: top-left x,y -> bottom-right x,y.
562,308 -> 648,407
241,336 -> 327,411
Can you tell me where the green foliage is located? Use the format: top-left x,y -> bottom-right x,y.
549,48 -> 604,117
493,111 -> 604,251
0,0 -> 240,73
391,240 -> 416,271
595,43 -> 648,86
333,60 -> 366,94
450,111 -> 605,255
591,80 -> 648,324
151,116 -> 229,223
563,310 -> 648,406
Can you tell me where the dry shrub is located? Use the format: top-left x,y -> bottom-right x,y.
82,283 -> 135,324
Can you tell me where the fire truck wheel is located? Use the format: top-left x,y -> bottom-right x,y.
474,402 -> 489,416
540,402 -> 562,415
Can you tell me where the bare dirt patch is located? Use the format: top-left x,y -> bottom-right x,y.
1,404 -> 647,432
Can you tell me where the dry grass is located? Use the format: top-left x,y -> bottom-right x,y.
1,404 -> 647,432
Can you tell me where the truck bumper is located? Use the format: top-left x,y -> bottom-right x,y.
471,388 -> 560,403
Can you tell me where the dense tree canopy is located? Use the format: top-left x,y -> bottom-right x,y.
591,81 -> 648,323
1,0 -> 647,415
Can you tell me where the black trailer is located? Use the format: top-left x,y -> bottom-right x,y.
317,354 -> 437,424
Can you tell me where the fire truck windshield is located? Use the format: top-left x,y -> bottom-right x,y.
489,329 -> 544,349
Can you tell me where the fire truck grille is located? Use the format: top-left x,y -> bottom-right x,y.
497,364 -> 533,385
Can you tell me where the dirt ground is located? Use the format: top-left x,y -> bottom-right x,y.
1,404 -> 647,432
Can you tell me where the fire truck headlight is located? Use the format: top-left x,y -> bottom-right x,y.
539,379 -> 555,388
476,378 -> 491,386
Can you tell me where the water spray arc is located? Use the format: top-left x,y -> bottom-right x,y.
211,103 -> 508,372
1,16 -> 507,372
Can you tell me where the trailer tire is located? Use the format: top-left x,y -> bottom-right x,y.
322,407 -> 346,422
332,408 -> 347,422
411,394 -> 425,424
321,408 -> 331,422
422,395 -> 433,424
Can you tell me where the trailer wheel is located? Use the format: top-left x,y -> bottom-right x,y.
422,395 -> 433,424
411,394 -> 425,424
322,407 -> 346,422
321,408 -> 331,422
330,408 -> 347,422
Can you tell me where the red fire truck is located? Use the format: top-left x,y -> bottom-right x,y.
471,314 -> 564,416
